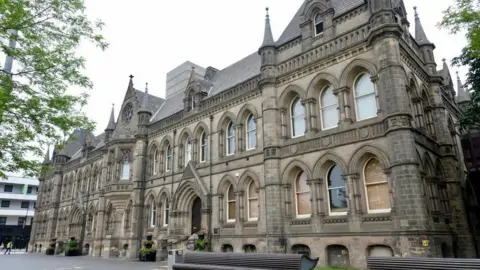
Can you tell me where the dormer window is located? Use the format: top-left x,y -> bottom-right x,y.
314,13 -> 324,36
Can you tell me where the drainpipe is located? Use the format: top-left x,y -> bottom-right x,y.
208,115 -> 214,251
170,130 -> 177,236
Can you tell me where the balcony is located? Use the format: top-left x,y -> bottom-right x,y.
0,193 -> 37,201
0,208 -> 35,217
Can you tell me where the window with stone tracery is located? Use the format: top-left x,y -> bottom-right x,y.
363,158 -> 391,213
327,165 -> 348,215
354,73 -> 377,121
320,85 -> 338,129
314,13 -> 324,36
120,150 -> 131,180
226,121 -> 235,155
227,184 -> 236,222
247,180 -> 259,221
295,171 -> 311,218
246,114 -> 256,150
291,97 -> 305,138
166,144 -> 172,171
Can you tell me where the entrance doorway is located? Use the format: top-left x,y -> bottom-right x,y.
191,197 -> 202,234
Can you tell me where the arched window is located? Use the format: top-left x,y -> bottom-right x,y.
226,121 -> 235,155
354,73 -> 377,120
184,137 -> 192,166
227,184 -> 236,222
246,114 -> 256,150
314,13 -> 324,36
153,149 -> 158,175
120,151 -> 130,180
150,200 -> 157,227
327,165 -> 348,214
247,180 -> 259,221
320,85 -> 338,129
166,145 -> 172,171
200,131 -> 207,163
364,158 -> 391,213
163,198 -> 169,227
295,171 -> 311,217
291,97 -> 305,138
243,245 -> 257,253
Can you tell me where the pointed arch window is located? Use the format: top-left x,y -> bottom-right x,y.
166,145 -> 172,171
226,121 -> 235,155
163,199 -> 169,227
184,137 -> 192,166
295,171 -> 311,218
363,158 -> 391,213
246,114 -> 257,150
247,180 -> 259,221
150,200 -> 157,227
327,165 -> 348,215
227,184 -> 236,222
153,149 -> 159,175
354,73 -> 377,121
314,13 -> 324,36
320,85 -> 338,129
200,132 -> 207,163
120,151 -> 130,180
291,97 -> 305,138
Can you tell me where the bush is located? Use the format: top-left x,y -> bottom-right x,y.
139,234 -> 156,262
65,237 -> 80,256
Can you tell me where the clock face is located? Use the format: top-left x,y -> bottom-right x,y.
123,103 -> 133,123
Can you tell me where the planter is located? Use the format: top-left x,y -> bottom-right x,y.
146,235 -> 153,241
45,248 -> 55,255
139,251 -> 157,262
65,249 -> 80,256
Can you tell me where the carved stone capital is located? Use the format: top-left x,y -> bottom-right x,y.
384,114 -> 412,131
333,86 -> 350,95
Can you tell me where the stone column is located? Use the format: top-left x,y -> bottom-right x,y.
236,124 -> 244,153
128,137 -> 147,259
333,87 -> 350,125
301,99 -> 311,135
280,108 -> 287,139
218,195 -> 224,224
261,81 -> 285,253
369,18 -> 431,256
305,98 -> 318,136
93,192 -> 105,257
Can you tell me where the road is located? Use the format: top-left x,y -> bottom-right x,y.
0,253 -> 168,270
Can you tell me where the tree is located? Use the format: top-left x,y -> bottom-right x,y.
0,0 -> 108,178
439,0 -> 480,130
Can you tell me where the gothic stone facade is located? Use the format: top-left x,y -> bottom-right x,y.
29,0 -> 477,268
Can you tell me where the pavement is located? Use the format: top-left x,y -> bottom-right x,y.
0,253 -> 168,270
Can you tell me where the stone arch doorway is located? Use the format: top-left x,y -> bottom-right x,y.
191,197 -> 202,234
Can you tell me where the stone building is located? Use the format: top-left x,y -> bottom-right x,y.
29,0 -> 478,268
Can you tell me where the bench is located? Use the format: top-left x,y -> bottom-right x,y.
367,257 -> 480,270
172,252 -> 319,270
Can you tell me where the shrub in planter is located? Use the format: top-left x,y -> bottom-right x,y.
65,237 -> 80,256
46,238 -> 56,255
194,231 -> 209,251
139,233 -> 156,262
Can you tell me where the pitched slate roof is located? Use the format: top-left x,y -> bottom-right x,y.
150,0 -> 366,124
276,0 -> 366,45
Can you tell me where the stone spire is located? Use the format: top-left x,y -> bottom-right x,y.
127,74 -> 134,91
413,7 -> 431,45
105,103 -> 116,131
457,71 -> 471,102
138,83 -> 151,114
43,145 -> 51,164
260,7 -> 275,49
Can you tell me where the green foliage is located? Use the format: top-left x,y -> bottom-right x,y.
194,238 -> 209,252
439,0 -> 480,56
0,0 -> 108,178
454,49 -> 480,130
139,247 -> 156,255
440,1 -> 480,130
66,238 -> 78,252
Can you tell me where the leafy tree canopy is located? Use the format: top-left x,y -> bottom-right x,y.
0,0 -> 108,178
440,0 -> 480,130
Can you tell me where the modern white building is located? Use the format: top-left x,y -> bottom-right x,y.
0,176 -> 39,248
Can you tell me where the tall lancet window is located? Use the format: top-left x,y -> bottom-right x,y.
314,13 -> 324,36
184,137 -> 192,166
120,151 -> 130,180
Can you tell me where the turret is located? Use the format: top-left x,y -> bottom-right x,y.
258,7 -> 276,87
137,83 -> 152,135
104,103 -> 116,142
414,7 -> 437,74
456,71 -> 471,108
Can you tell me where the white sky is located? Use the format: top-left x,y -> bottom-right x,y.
76,0 -> 468,135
